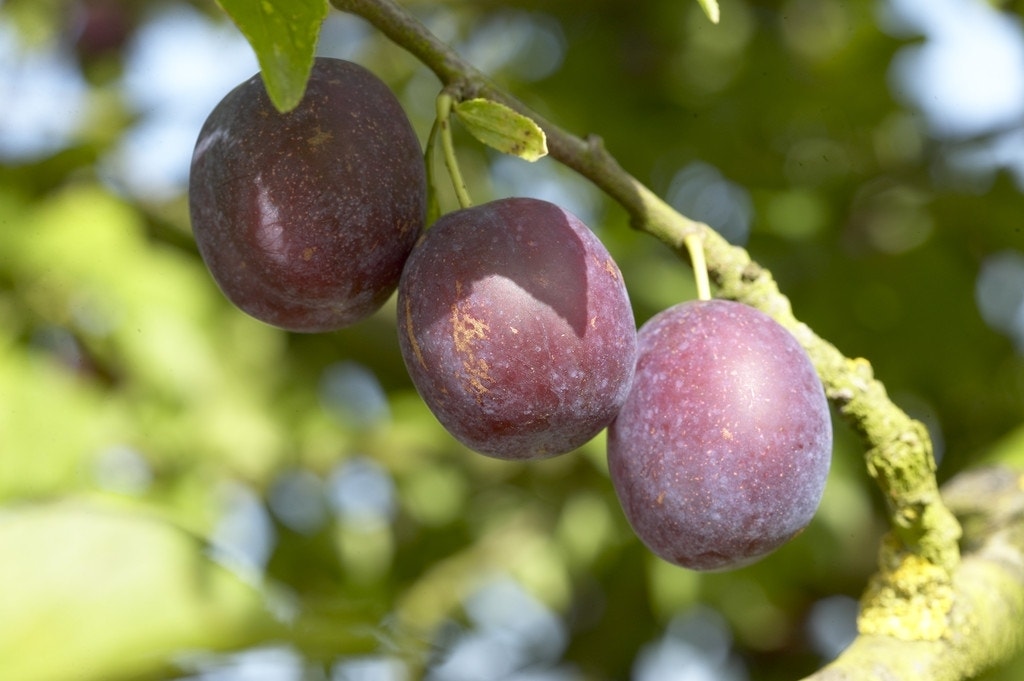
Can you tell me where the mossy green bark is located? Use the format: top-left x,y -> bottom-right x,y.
807,467 -> 1024,680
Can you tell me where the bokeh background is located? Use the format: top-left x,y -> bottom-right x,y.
2,0 -> 1024,679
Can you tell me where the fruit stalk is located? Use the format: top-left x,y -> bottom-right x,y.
435,91 -> 473,209
683,233 -> 711,301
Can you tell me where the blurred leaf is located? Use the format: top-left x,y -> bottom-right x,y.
0,502 -> 279,681
216,0 -> 328,112
454,98 -> 548,162
980,424 -> 1024,467
697,0 -> 721,23
0,183 -> 291,489
0,349 -> 127,499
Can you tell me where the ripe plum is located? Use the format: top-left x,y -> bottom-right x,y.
607,299 -> 831,570
189,57 -> 426,332
398,198 -> 637,460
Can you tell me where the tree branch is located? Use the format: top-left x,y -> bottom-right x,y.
806,466 -> 1024,680
323,0 -> 1024,677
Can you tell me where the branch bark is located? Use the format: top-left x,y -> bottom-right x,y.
807,466 -> 1024,680
327,1 -> 1024,677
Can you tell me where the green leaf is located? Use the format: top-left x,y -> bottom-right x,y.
453,98 -> 548,162
697,0 -> 721,23
217,0 -> 328,112
0,502 -> 279,681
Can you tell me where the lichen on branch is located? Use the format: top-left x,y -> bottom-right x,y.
806,467 -> 1024,680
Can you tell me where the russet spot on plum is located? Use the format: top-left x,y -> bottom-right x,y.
397,197 -> 637,461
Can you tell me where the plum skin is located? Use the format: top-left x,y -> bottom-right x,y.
398,198 -> 637,461
607,299 -> 832,571
188,57 -> 426,332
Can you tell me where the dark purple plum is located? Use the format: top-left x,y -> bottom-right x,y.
398,198 -> 637,460
607,299 -> 831,571
189,57 -> 426,332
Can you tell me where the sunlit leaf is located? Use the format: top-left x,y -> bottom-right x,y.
454,98 -> 548,162
0,350 -> 126,500
697,0 -> 721,23
216,0 -> 328,112
0,502 -> 279,681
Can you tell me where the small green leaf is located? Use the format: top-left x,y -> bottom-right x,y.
697,0 -> 721,23
454,99 -> 548,162
217,0 -> 328,112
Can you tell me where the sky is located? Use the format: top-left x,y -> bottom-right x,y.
884,0 -> 1024,140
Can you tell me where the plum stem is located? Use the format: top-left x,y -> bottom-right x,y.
684,233 -> 711,301
435,91 -> 473,210
423,118 -> 442,224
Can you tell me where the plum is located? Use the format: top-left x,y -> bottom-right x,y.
189,57 -> 426,332
398,198 -> 637,460
607,299 -> 831,571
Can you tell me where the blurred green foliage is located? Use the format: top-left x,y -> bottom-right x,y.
1,0 -> 1023,680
